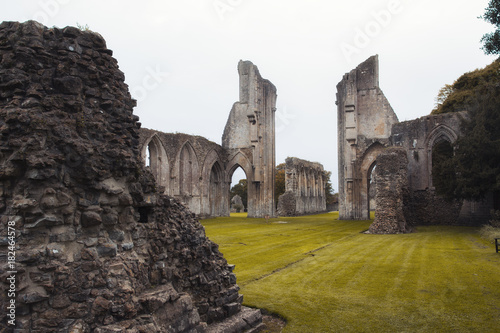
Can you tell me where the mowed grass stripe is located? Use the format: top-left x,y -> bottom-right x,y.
203,213 -> 371,285
201,215 -> 500,332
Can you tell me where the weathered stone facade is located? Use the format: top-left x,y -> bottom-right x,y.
277,157 -> 326,216
337,55 -> 493,226
140,60 -> 277,218
0,21 -> 263,332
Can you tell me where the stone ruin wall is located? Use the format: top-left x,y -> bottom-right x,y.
139,129 -> 230,218
369,148 -> 410,234
337,55 -> 493,228
391,113 -> 492,226
277,157 -> 327,217
0,21 -> 263,332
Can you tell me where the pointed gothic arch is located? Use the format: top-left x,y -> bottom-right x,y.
175,141 -> 200,197
201,149 -> 228,217
425,124 -> 459,188
226,152 -> 252,184
209,162 -> 225,217
142,134 -> 169,193
359,142 -> 387,219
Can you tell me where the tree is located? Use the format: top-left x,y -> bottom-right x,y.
323,171 -> 336,206
275,163 -> 286,207
480,0 -> 500,55
230,179 -> 247,209
431,61 -> 500,201
431,60 -> 500,115
432,84 -> 454,114
449,83 -> 500,200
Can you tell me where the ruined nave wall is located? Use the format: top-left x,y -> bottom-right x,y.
277,157 -> 327,216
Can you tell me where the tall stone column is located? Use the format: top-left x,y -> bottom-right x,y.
336,55 -> 398,220
223,61 -> 277,217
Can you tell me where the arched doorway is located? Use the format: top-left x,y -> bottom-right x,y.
431,139 -> 455,195
360,143 -> 386,220
229,166 -> 248,214
178,142 -> 199,197
209,162 -> 225,217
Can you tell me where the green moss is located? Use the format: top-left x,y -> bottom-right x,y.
202,214 -> 500,332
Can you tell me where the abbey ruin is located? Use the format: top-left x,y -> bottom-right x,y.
337,55 -> 494,227
139,60 -> 328,220
139,60 -> 277,219
2,16 -> 497,333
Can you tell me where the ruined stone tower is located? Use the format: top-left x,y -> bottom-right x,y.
336,55 -> 399,220
223,61 -> 277,218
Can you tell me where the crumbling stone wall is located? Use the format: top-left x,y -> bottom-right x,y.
276,192 -> 296,217
0,21 -> 262,332
277,157 -> 326,216
369,148 -> 410,234
391,113 -> 489,226
139,130 -> 229,218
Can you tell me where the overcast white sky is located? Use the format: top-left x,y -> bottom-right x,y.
2,0 -> 497,190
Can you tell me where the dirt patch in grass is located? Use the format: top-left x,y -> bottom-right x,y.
261,313 -> 287,332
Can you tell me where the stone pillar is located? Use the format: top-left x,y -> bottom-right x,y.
369,147 -> 410,234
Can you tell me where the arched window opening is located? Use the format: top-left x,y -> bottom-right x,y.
145,145 -> 151,167
143,135 -> 169,193
431,139 -> 455,198
178,143 -> 199,196
209,162 -> 224,216
368,162 -> 377,214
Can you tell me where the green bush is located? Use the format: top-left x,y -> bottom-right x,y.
479,225 -> 500,243
480,210 -> 500,243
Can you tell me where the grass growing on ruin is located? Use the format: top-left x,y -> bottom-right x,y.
202,213 -> 500,332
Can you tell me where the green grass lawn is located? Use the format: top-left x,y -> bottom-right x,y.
201,212 -> 500,332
